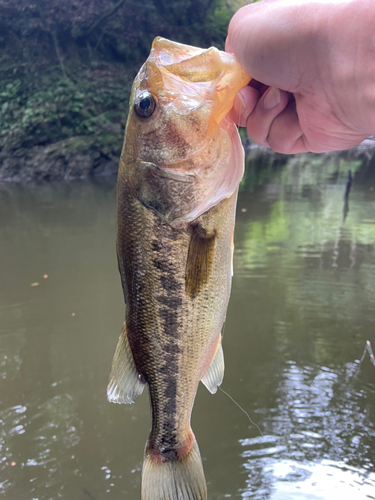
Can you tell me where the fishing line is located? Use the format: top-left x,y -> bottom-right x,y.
359,340 -> 375,367
218,386 -> 264,437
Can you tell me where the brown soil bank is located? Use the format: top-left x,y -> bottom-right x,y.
0,133 -> 122,182
1,136 -> 375,183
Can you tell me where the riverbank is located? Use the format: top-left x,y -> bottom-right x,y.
0,0 -> 239,182
1,136 -> 374,183
0,132 -> 122,182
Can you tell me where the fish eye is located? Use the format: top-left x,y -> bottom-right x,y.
134,91 -> 157,118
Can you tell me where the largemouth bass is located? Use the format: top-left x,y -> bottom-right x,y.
107,37 -> 249,500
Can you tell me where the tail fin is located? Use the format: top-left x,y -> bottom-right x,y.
141,440 -> 207,500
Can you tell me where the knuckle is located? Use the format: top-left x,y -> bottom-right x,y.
268,135 -> 293,154
246,120 -> 268,147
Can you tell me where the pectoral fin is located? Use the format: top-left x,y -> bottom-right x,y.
107,323 -> 145,404
201,339 -> 224,394
185,225 -> 216,298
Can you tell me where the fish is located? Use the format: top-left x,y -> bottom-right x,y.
107,37 -> 250,500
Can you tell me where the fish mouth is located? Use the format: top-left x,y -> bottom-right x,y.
145,37 -> 250,126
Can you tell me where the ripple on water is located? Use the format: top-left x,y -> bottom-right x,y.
0,404 -> 27,440
0,394 -> 82,497
238,362 -> 375,499
241,458 -> 375,500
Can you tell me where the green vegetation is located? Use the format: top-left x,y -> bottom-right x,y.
0,0 -> 250,178
0,71 -> 130,152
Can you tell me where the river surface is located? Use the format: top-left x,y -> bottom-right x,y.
1,152 -> 375,500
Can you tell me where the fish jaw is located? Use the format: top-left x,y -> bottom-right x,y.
121,116 -> 243,224
149,36 -> 249,123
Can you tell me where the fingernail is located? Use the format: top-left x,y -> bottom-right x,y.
263,87 -> 281,110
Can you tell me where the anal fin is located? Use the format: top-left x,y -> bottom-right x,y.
201,339 -> 224,394
107,322 -> 145,404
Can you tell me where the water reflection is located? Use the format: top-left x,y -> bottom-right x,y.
240,364 -> 375,499
1,153 -> 375,499
243,457 -> 375,500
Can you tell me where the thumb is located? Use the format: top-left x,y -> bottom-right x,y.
227,1 -> 316,93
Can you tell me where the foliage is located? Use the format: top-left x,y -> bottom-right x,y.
0,0 -> 243,155
0,66 -> 132,151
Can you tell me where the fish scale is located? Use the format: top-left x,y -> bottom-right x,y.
118,187 -> 235,446
107,36 -> 250,500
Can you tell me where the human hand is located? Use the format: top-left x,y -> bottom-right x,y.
226,0 -> 375,154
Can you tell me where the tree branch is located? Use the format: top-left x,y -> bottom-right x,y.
73,0 -> 126,40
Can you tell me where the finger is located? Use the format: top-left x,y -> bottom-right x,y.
227,3 -> 278,84
227,2 -> 316,92
230,85 -> 260,127
266,101 -> 307,154
245,87 -> 289,147
249,80 -> 269,96
225,36 -> 233,53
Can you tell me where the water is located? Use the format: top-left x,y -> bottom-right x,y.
1,153 -> 375,500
